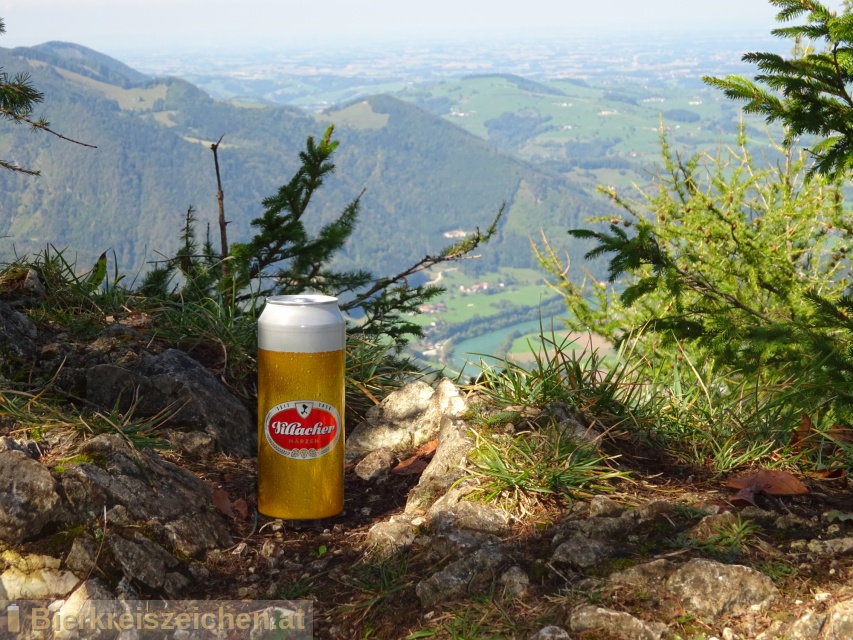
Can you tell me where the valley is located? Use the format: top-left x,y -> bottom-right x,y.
0,33 -> 786,371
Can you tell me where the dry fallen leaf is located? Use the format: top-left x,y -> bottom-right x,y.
791,414 -> 814,454
390,438 -> 438,475
211,488 -> 236,518
232,498 -> 249,521
390,457 -> 431,475
414,439 -> 438,458
726,469 -> 808,508
729,486 -> 760,508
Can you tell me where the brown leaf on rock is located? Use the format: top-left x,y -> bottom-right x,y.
414,439 -> 438,458
390,438 -> 438,475
390,456 -> 431,475
726,469 -> 809,498
211,488 -> 236,518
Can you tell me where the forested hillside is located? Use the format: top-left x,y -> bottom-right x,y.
0,43 -> 603,279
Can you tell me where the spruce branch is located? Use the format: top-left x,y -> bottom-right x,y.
0,109 -> 96,149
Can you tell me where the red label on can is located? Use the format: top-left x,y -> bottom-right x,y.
263,401 -> 341,459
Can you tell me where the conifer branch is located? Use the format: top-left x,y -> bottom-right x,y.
0,109 -> 97,149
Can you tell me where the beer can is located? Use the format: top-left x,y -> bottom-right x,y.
257,294 -> 346,520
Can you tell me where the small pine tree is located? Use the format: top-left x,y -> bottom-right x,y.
146,125 -> 501,351
228,126 -> 372,299
538,125 -> 853,416
703,0 -> 853,179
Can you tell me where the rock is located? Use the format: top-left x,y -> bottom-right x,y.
588,495 -> 623,518
0,436 -> 41,458
689,511 -> 740,541
424,485 -> 473,522
365,517 -> 418,559
60,434 -> 230,557
666,558 -> 778,617
405,414 -> 475,514
416,545 -> 504,608
552,513 -> 630,546
65,537 -> 99,577
108,533 -> 180,592
53,578 -> 119,640
570,604 -> 668,639
0,300 -> 38,357
551,534 -> 613,570
105,505 -> 134,527
86,349 -> 255,456
634,500 -> 674,523
23,268 -> 46,298
527,626 -> 572,639
822,599 -> 853,639
421,529 -> 502,564
806,537 -> 853,556
355,448 -> 396,481
163,429 -> 216,459
347,378 -> 467,460
0,551 -> 79,599
500,565 -> 530,598
609,559 -> 673,587
784,609 -> 827,639
0,449 -> 63,544
430,500 -> 509,536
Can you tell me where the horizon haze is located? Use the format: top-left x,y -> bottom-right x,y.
0,0 -> 803,56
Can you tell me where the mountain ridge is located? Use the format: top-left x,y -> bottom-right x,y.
0,43 -> 602,280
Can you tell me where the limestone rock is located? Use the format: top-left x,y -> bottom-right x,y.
0,436 -> 41,458
355,447 -> 396,481
785,609 -> 829,639
86,349 -> 255,456
108,533 -> 180,592
0,300 -> 38,357
60,434 -> 230,557
570,604 -> 668,640
666,558 -> 778,617
609,559 -> 673,587
551,534 -> 613,570
500,565 -> 530,598
405,414 -> 475,514
163,429 -> 216,459
527,627 -> 572,640
0,552 -> 79,599
421,528 -> 502,564
0,450 -> 63,544
822,599 -> 853,640
65,537 -> 99,577
347,378 -> 467,460
54,578 -> 119,640
429,500 -> 509,536
365,517 -> 418,559
588,495 -> 624,518
416,545 -> 504,608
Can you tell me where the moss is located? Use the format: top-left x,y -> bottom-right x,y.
53,453 -> 95,474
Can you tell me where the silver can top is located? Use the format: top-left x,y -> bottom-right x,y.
258,294 -> 345,353
266,294 -> 339,305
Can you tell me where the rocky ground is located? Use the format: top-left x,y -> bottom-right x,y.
2,286 -> 853,639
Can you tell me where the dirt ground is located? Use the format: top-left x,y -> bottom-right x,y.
164,438 -> 853,640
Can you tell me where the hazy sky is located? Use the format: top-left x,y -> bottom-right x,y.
0,0 -> 799,55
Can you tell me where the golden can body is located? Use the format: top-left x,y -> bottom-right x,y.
257,295 -> 345,520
